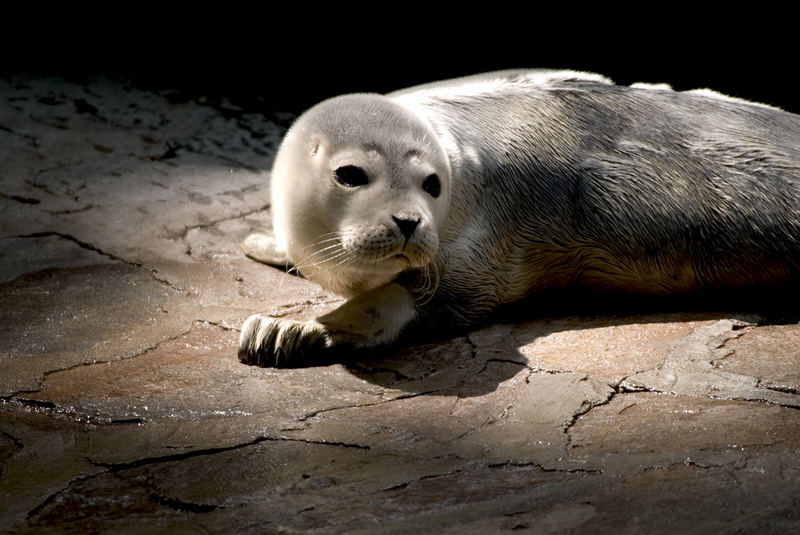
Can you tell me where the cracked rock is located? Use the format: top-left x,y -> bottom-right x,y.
0,234 -> 117,284
0,262 -> 189,396
3,73 -> 800,534
621,319 -> 800,407
717,323 -> 800,393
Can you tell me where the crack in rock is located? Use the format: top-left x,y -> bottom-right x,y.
6,325 -> 195,411
88,436 -> 274,472
14,231 -> 191,294
487,460 -> 602,475
44,204 -> 94,215
298,391 -> 439,422
0,192 -> 41,205
619,319 -> 800,408
25,469 -> 107,522
148,142 -> 180,162
562,379 -> 619,448
641,458 -> 741,473
450,364 -> 534,442
0,124 -> 39,147
26,434 -> 371,522
379,467 -> 467,492
89,435 -> 370,473
758,382 -> 798,395
17,230 -> 140,268
563,392 -> 615,433
379,460 -> 601,497
148,492 -> 218,513
178,201 -> 270,242
1,428 -> 24,450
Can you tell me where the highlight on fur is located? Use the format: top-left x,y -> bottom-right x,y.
240,69 -> 800,367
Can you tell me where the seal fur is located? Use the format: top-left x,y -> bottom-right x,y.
239,69 -> 800,367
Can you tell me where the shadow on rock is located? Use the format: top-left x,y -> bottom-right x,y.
345,286 -> 800,398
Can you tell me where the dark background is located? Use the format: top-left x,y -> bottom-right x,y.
3,12 -> 796,114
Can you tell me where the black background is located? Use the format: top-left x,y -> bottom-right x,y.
3,10 -> 796,114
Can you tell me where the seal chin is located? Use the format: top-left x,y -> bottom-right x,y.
345,240 -> 435,274
385,253 -> 413,271
341,253 -> 423,294
354,254 -> 411,276
381,247 -> 433,272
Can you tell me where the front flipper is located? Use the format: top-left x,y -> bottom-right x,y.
240,230 -> 291,267
238,282 -> 418,367
238,316 -> 333,367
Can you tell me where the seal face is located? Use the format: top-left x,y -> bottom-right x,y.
270,94 -> 451,297
239,69 -> 800,368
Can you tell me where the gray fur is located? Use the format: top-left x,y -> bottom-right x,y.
239,70 -> 800,366
392,70 -> 800,324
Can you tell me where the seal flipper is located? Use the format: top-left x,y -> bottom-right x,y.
238,282 -> 418,367
240,230 -> 292,267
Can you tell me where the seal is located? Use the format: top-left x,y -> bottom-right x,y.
239,69 -> 800,367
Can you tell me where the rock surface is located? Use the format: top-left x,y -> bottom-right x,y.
1,74 -> 799,534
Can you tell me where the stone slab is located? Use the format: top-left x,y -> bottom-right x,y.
2,73 -> 799,534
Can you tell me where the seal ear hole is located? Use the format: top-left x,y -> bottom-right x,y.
422,173 -> 441,198
333,165 -> 369,188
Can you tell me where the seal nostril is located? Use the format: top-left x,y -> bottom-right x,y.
392,216 -> 420,239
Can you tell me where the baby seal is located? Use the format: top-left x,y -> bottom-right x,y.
239,69 -> 800,367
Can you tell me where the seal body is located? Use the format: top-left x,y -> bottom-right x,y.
239,70 -> 800,367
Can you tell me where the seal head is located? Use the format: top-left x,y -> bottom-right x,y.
271,94 -> 451,297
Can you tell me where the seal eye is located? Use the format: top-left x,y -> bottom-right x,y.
422,173 -> 441,198
333,165 -> 368,188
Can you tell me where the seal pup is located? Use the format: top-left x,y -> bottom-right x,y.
239,69 -> 800,367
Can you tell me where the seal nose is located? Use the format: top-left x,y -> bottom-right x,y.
392,216 -> 420,239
